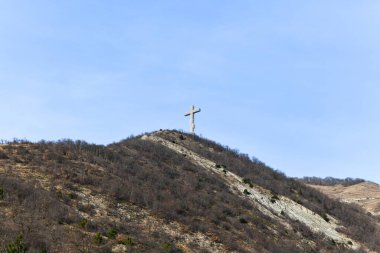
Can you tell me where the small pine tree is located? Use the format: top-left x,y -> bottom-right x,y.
239,217 -> 248,224
106,228 -> 118,239
322,213 -> 330,223
162,242 -> 171,252
79,218 -> 88,228
242,178 -> 250,184
270,194 -> 279,203
123,236 -> 134,246
6,235 -> 27,253
94,233 -> 103,244
0,187 -> 4,200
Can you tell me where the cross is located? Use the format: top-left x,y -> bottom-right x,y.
184,105 -> 201,134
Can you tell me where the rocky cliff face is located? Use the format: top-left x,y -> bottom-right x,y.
0,130 -> 379,252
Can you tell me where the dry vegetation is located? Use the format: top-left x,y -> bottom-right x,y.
306,182 -> 380,220
299,177 -> 366,187
0,130 -> 379,252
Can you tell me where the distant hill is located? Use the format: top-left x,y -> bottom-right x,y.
0,130 -> 379,252
307,181 -> 380,218
298,177 -> 366,187
298,177 -> 380,221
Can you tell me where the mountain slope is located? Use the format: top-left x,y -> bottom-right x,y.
143,133 -> 360,248
307,182 -> 380,218
0,130 -> 379,252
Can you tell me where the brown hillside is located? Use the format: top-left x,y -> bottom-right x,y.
308,182 -> 380,217
0,130 -> 379,252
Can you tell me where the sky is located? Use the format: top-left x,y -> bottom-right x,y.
0,1 -> 379,183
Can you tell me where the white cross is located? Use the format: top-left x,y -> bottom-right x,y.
184,105 -> 201,134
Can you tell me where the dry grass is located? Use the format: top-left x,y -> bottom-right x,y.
309,182 -> 380,216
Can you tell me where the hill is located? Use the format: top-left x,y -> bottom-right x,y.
306,182 -> 380,219
299,177 -> 366,187
0,130 -> 379,252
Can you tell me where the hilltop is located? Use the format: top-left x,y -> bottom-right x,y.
0,130 -> 379,252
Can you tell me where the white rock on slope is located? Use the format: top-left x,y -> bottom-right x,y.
143,134 -> 360,250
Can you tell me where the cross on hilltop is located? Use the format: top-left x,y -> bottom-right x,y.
184,105 -> 201,135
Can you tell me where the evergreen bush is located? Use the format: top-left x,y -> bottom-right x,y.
243,189 -> 251,195
0,186 -> 4,200
107,228 -> 118,239
94,233 -> 103,244
6,235 -> 26,253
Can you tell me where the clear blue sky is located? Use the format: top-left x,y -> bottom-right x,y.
1,1 -> 379,183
